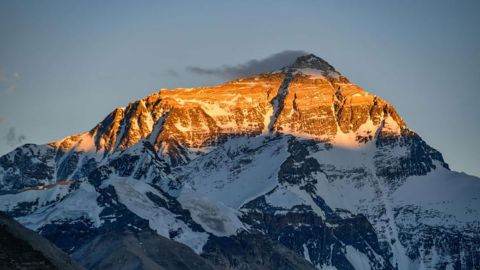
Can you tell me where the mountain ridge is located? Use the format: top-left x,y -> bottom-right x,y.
44,54 -> 408,165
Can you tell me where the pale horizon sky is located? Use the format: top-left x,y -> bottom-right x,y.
0,0 -> 479,177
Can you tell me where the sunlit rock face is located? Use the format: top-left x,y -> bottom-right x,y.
0,54 -> 477,270
88,73 -> 286,152
51,54 -> 408,158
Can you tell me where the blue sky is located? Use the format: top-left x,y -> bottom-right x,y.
0,0 -> 479,176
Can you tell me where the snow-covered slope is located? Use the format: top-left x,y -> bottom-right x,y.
0,54 -> 478,270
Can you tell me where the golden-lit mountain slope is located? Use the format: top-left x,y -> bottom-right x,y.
52,54 -> 405,156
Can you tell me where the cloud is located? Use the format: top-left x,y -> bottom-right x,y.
4,127 -> 26,147
186,50 -> 308,79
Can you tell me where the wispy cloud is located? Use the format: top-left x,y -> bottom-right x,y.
4,127 -> 26,147
186,50 -> 308,79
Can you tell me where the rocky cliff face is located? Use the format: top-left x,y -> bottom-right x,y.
46,55 -> 403,159
0,54 -> 478,270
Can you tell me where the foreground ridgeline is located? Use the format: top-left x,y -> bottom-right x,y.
0,54 -> 478,270
0,211 -> 83,270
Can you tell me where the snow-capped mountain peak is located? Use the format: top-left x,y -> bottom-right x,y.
0,54 -> 478,270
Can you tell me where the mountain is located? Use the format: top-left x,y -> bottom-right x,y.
0,54 -> 478,270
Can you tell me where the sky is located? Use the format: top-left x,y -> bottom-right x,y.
0,0 -> 479,177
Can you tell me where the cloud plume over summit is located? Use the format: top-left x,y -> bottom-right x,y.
187,50 -> 308,79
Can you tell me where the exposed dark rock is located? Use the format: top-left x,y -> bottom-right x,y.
202,231 -> 317,270
72,229 -> 216,270
0,211 -> 83,270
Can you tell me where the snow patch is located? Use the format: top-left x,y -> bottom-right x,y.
345,245 -> 372,270
265,187 -> 306,209
382,116 -> 401,135
103,177 -> 209,253
303,244 -> 312,263
178,136 -> 290,209
0,183 -> 71,212
17,181 -> 103,230
75,133 -> 96,152
179,191 -> 246,236
393,167 -> 480,225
